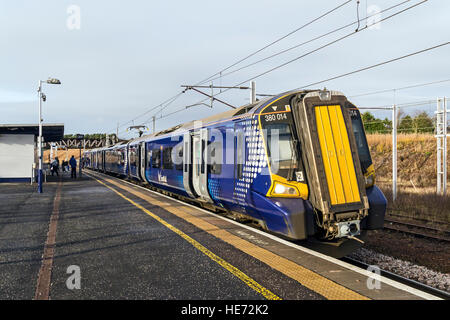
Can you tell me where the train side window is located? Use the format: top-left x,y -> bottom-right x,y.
148,150 -> 152,167
129,150 -> 135,166
152,149 -> 161,168
120,151 -> 125,166
200,140 -> 205,174
162,147 -> 173,169
175,145 -> 183,171
184,141 -> 188,172
208,143 -> 222,175
236,130 -> 244,180
131,150 -> 137,166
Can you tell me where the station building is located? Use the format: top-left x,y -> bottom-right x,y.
0,124 -> 64,182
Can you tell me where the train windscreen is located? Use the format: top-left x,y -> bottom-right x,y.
264,122 -> 298,179
349,108 -> 372,172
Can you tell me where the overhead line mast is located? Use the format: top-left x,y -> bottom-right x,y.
181,82 -> 259,109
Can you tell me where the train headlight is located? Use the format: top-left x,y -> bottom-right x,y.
318,88 -> 331,101
364,164 -> 376,188
365,173 -> 375,188
271,182 -> 300,197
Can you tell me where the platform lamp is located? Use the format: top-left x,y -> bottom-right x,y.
37,78 -> 61,193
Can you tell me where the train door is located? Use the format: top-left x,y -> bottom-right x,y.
192,133 -> 202,196
100,151 -> 104,171
191,129 -> 212,202
140,142 -> 147,183
233,123 -> 246,212
183,132 -> 195,197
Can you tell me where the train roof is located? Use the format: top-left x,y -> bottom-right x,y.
124,99 -> 267,145
94,88 -> 339,149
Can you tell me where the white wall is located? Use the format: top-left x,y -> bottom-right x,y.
0,134 -> 34,179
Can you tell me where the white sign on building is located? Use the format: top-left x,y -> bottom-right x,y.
0,134 -> 35,182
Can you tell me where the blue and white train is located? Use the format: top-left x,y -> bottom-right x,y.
84,89 -> 387,256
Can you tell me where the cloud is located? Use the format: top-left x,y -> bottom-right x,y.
0,90 -> 36,104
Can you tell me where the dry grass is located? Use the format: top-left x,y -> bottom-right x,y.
367,134 -> 448,188
367,134 -> 449,226
380,184 -> 450,228
366,133 -> 437,146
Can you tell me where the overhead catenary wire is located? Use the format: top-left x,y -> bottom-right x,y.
108,91 -> 184,134
195,0 -> 354,86
112,1 -> 355,134
358,98 -> 439,110
296,41 -> 448,90
156,41 -> 446,126
226,0 -> 429,92
349,78 -> 450,98
122,0 -> 434,135
156,0 -> 427,121
203,0 -> 412,84
142,0 -> 357,121
176,0 -> 427,117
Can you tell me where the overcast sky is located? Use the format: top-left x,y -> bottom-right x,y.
1,0 -> 449,138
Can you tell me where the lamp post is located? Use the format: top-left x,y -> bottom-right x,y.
37,78 -> 61,193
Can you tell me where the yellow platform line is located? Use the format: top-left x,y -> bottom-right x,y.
89,175 -> 280,300
89,172 -> 369,300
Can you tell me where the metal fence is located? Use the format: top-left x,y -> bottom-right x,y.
359,97 -> 448,200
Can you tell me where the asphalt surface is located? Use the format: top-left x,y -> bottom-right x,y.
0,181 -> 57,299
0,172 -> 323,300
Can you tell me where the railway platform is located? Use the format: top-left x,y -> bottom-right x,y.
0,170 -> 441,300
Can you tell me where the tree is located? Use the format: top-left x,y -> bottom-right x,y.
397,112 -> 434,134
361,111 -> 390,133
398,115 -> 414,133
413,112 -> 433,133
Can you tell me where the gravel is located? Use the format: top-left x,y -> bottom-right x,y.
348,247 -> 450,293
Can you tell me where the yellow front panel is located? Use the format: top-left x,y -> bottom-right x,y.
315,105 -> 361,205
335,106 -> 360,201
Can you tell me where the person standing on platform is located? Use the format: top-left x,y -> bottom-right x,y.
69,155 -> 77,179
62,160 -> 68,172
51,157 -> 59,176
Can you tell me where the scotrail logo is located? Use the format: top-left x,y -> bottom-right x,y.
158,172 -> 167,183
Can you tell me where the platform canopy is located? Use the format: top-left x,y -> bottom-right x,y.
0,124 -> 64,142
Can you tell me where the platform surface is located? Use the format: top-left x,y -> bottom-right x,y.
0,170 -> 434,300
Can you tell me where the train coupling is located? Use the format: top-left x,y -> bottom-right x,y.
336,220 -> 361,238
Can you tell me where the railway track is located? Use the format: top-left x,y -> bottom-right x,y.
383,218 -> 450,242
342,257 -> 450,300
388,212 -> 448,226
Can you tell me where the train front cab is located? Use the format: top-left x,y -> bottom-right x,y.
256,90 -> 386,245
